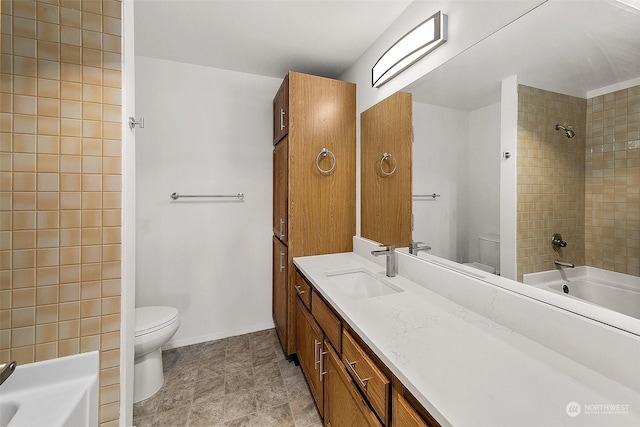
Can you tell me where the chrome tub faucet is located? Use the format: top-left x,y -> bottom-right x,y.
554,259 -> 575,268
0,361 -> 16,387
371,245 -> 397,277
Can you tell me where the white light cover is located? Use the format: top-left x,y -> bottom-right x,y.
372,11 -> 447,88
614,0 -> 640,11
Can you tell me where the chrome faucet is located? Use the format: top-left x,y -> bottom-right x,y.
0,361 -> 16,387
409,241 -> 431,255
554,259 -> 575,268
552,233 -> 568,252
371,245 -> 397,277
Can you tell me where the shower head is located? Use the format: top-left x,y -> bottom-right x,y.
555,124 -> 576,138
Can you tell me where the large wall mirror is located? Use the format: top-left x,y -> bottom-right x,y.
361,0 -> 640,334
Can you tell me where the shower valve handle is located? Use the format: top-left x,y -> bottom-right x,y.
552,233 -> 567,251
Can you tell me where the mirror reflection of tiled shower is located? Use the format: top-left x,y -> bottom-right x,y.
516,84 -> 640,280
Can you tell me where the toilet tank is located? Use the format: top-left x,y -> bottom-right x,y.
479,233 -> 500,271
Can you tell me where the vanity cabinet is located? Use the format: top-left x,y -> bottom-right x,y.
343,330 -> 390,424
393,392 -> 429,427
311,291 -> 341,353
324,341 -> 382,427
295,274 -> 380,426
296,297 -> 325,416
273,237 -> 288,346
392,388 -> 441,427
294,270 -> 311,309
272,71 -> 356,356
294,268 -> 442,427
295,271 -> 384,426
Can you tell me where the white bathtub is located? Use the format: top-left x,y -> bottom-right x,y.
524,267 -> 640,320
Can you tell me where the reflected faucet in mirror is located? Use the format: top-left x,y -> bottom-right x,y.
360,0 -> 639,337
409,241 -> 431,255
551,233 -> 567,252
554,259 -> 575,268
552,233 -> 574,268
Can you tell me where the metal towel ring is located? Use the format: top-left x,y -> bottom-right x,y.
316,148 -> 336,174
379,152 -> 397,176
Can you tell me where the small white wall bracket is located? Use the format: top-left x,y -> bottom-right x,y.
503,151 -> 511,159
128,116 -> 144,129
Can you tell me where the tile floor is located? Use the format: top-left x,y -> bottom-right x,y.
133,329 -> 321,427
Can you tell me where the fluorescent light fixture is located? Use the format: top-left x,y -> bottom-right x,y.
614,0 -> 640,11
372,11 -> 447,88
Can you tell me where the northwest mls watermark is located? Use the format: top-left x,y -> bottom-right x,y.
566,401 -> 630,417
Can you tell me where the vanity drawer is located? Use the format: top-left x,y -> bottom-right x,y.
342,330 -> 390,425
294,271 -> 311,309
311,292 -> 341,352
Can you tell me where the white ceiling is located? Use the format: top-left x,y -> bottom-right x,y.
134,0 -> 412,79
134,1 -> 640,110
407,0 -> 640,110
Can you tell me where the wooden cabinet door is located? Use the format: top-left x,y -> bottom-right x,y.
273,237 -> 288,348
273,138 -> 288,243
296,298 -> 324,416
361,91 -> 412,248
324,342 -> 382,427
273,74 -> 289,144
287,72 -> 356,257
394,391 -> 428,427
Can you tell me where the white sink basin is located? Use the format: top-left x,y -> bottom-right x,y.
0,403 -> 18,427
324,268 -> 404,298
0,351 -> 99,427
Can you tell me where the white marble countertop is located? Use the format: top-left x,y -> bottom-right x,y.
293,251 -> 640,427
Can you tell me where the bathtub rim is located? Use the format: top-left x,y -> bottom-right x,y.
523,266 -> 640,335
524,266 -> 640,289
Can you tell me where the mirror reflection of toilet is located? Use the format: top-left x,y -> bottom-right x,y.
133,306 -> 180,403
464,234 -> 500,275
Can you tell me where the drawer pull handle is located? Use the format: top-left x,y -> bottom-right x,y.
320,349 -> 328,381
295,285 -> 305,295
279,251 -> 285,272
280,109 -> 286,130
314,339 -> 321,369
279,218 -> 285,239
345,358 -> 371,389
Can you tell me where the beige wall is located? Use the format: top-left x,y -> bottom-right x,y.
516,85 -> 586,281
586,86 -> 640,276
0,1 -> 122,425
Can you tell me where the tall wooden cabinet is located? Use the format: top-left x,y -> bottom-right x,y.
361,91 -> 413,248
272,71 -> 356,356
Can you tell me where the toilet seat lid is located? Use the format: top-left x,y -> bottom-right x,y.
135,306 -> 179,336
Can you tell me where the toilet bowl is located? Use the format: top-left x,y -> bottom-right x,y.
134,306 -> 180,403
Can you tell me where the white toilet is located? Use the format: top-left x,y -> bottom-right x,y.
134,306 -> 181,403
465,233 -> 500,275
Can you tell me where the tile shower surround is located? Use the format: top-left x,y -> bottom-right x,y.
133,329 -> 322,427
1,1 -> 123,425
586,87 -> 640,275
517,84 -> 640,280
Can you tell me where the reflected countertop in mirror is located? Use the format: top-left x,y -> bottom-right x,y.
362,0 -> 639,335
